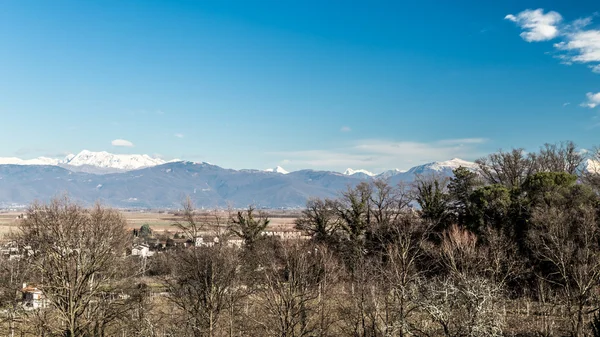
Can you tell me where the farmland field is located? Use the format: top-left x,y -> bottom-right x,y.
0,209 -> 300,236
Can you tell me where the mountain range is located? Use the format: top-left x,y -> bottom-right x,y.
0,151 -> 597,209
0,150 -> 172,173
0,151 -> 479,209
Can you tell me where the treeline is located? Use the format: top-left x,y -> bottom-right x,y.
0,141 -> 599,336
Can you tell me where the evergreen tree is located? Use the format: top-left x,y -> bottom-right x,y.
415,176 -> 451,231
228,207 -> 270,251
448,166 -> 481,228
139,223 -> 153,238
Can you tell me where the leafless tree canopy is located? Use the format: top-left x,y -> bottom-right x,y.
537,141 -> 584,175
18,197 -> 133,337
475,148 -> 538,188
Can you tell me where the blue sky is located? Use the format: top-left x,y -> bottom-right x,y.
1,0 -> 599,173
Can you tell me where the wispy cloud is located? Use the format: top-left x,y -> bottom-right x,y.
340,126 -> 352,132
563,102 -> 571,107
506,8 -> 600,73
174,133 -> 185,139
582,92 -> 600,108
268,138 -> 489,172
111,139 -> 134,147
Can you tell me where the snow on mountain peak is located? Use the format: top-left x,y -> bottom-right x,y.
63,150 -> 166,170
0,156 -> 60,166
63,153 -> 76,163
264,166 -> 289,174
426,158 -> 478,172
343,168 -> 375,176
584,158 -> 600,174
376,168 -> 407,179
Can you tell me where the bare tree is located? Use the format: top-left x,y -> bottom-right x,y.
366,180 -> 416,255
528,197 -> 600,337
537,141 -> 584,175
336,253 -> 382,337
0,247 -> 31,337
418,276 -> 504,337
18,197 -> 133,337
415,225 -> 505,337
377,216 -> 430,336
173,196 -> 205,240
480,227 -> 527,288
253,243 -> 340,337
163,246 -> 242,337
438,224 -> 484,278
369,180 -> 403,228
476,148 -> 537,188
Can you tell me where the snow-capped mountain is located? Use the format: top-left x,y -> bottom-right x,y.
342,159 -> 476,180
375,158 -> 478,186
0,158 -> 479,208
0,150 -> 169,172
343,168 -> 375,176
376,168 -> 407,180
0,151 -> 480,178
264,166 -> 289,174
4,155 -> 600,209
423,158 -> 479,172
584,158 -> 600,174
404,158 -> 478,175
0,156 -> 61,166
63,150 -> 166,170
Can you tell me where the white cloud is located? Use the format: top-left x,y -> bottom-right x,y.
505,9 -> 562,42
268,138 -> 488,173
340,126 -> 352,132
111,139 -> 134,147
555,30 -> 600,63
506,9 -> 600,73
563,102 -> 571,107
174,133 -> 184,138
581,92 -> 600,108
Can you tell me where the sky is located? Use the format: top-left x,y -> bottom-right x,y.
0,0 -> 599,173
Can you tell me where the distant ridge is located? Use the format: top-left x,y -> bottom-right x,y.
0,157 -> 483,208
0,150 -> 479,176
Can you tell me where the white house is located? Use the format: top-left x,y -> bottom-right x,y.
195,236 -> 220,247
21,284 -> 47,310
262,231 -> 305,240
131,244 -> 154,257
